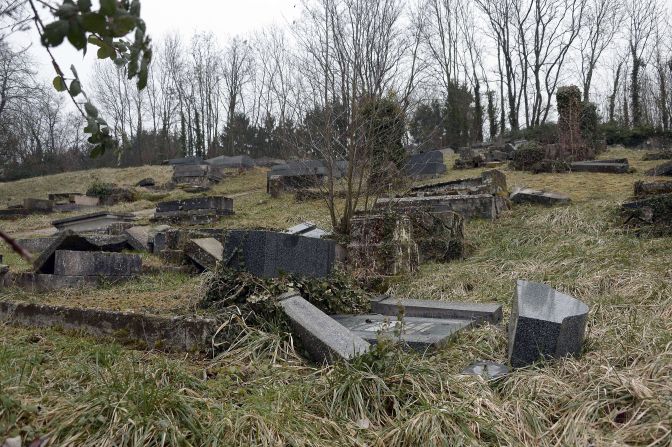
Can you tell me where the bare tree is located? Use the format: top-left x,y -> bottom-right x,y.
626,0 -> 658,127
222,36 -> 254,154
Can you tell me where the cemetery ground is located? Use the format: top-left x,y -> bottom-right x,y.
1,147 -> 671,446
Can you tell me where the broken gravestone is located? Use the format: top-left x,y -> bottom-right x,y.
461,361 -> 510,380
185,238 -> 224,271
286,221 -> 329,239
646,161 -> 672,177
634,180 -> 672,198
510,188 -> 571,206
54,250 -> 141,277
403,151 -> 447,178
52,212 -> 136,233
372,295 -> 503,325
508,280 -> 589,368
332,314 -> 472,351
23,198 -> 54,213
570,160 -> 630,174
153,196 -> 234,224
278,292 -> 370,363
406,209 -> 465,263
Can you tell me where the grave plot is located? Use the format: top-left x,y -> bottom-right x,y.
266,159 -> 348,195
570,159 -> 630,174
52,211 -> 136,233
286,221 -> 329,239
510,188 -> 571,206
206,154 -> 256,170
171,163 -> 223,188
645,160 -> 672,177
152,196 -> 234,224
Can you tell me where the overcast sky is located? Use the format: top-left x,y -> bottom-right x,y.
13,0 -> 300,83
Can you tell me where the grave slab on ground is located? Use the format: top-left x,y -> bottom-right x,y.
23,198 -> 54,213
634,180 -> 672,198
279,292 -> 370,363
153,196 -> 234,224
645,160 -> 672,177
332,314 -> 473,351
52,211 -> 136,233
185,238 -> 224,271
510,188 -> 571,206
411,170 -> 508,197
286,222 -> 329,239
508,280 -> 589,368
570,160 -> 630,174
372,296 -> 503,325
461,361 -> 510,380
54,250 -> 141,277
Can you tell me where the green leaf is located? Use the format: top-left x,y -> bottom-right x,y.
84,102 -> 99,118
100,0 -> 116,16
69,80 -> 82,96
42,20 -> 69,46
52,76 -> 67,92
130,0 -> 141,17
81,12 -> 107,34
90,145 -> 105,158
111,15 -> 136,37
87,35 -> 105,47
56,3 -> 78,19
66,22 -> 87,50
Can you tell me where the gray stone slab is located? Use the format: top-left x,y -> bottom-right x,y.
508,280 -> 589,368
52,212 -> 136,232
404,151 -> 447,178
461,361 -> 510,380
16,237 -> 58,255
54,250 -> 142,277
125,226 -> 152,251
646,161 -> 672,177
570,161 -> 629,174
511,188 -> 571,206
185,238 -> 223,271
223,230 -> 336,278
155,196 -> 233,214
375,194 -> 505,220
332,314 -> 473,350
23,198 -> 54,212
164,156 -> 204,166
0,301 -> 216,352
372,296 -> 503,325
173,164 -> 210,178
279,292 -> 370,363
33,230 -> 100,274
1,272 -> 131,291
287,222 -> 317,235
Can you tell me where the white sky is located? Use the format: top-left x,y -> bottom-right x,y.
12,0 -> 300,84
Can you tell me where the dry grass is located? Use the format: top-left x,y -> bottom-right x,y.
1,147 -> 672,446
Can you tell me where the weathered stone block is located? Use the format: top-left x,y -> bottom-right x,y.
403,151 -> 447,178
406,209 -> 464,263
372,296 -> 503,325
54,250 -> 141,277
570,161 -> 629,174
23,198 -> 54,213
376,194 -> 507,220
511,188 -> 571,206
461,361 -> 510,380
348,214 -> 419,276
508,280 -> 589,368
645,161 -> 672,177
153,196 -> 234,223
634,181 -> 672,198
185,238 -> 223,271
279,292 -> 370,363
333,314 -> 472,351
52,212 -> 136,233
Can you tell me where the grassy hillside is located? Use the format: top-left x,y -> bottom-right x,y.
1,148 -> 671,446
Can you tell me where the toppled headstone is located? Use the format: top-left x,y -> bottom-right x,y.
411,170 -> 508,197
645,161 -> 672,177
266,160 -> 348,193
332,314 -> 472,351
348,214 -> 419,277
510,188 -> 571,206
622,193 -> 672,227
223,230 -> 336,278
153,196 -> 234,224
164,156 -> 204,165
286,221 -> 329,239
461,361 -> 510,380
185,238 -> 223,271
375,194 -> 508,221
206,155 -> 255,169
404,151 -> 447,178
23,198 -> 54,213
52,212 -> 136,233
172,164 -> 223,187
54,250 -> 141,277
33,230 -> 115,274
125,226 -> 152,251
73,195 -> 100,207
634,180 -> 672,198
279,292 -> 370,363
508,280 -> 589,368
372,296 -> 503,325
570,160 -> 630,174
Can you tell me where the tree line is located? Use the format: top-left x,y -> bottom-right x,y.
0,0 -> 671,181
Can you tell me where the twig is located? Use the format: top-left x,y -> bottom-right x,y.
0,229 -> 33,262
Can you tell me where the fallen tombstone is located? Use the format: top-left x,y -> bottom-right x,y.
634,180 -> 672,198
645,161 -> 672,177
185,238 -> 223,271
153,196 -> 234,224
403,151 -> 447,179
375,194 -> 508,220
286,221 -> 329,239
33,230 -> 113,274
461,361 -> 510,380
164,156 -> 204,165
508,280 -> 589,368
223,230 -> 337,278
52,211 -> 136,233
73,195 -> 100,207
0,301 -> 216,352
152,228 -> 225,254
642,150 -> 672,161
0,207 -> 31,219
406,209 -> 465,263
622,193 -> 672,227
23,198 -> 54,213
372,295 -> 503,325
54,250 -> 142,277
411,170 -> 508,197
279,292 -> 370,363
347,213 -> 419,277
570,160 -> 630,174
510,188 -> 571,206
206,154 -> 255,169
124,225 -> 171,252
332,314 -> 472,351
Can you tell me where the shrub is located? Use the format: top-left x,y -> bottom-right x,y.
510,142 -> 545,171
530,159 -> 571,174
507,122 -> 559,145
86,181 -> 116,198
